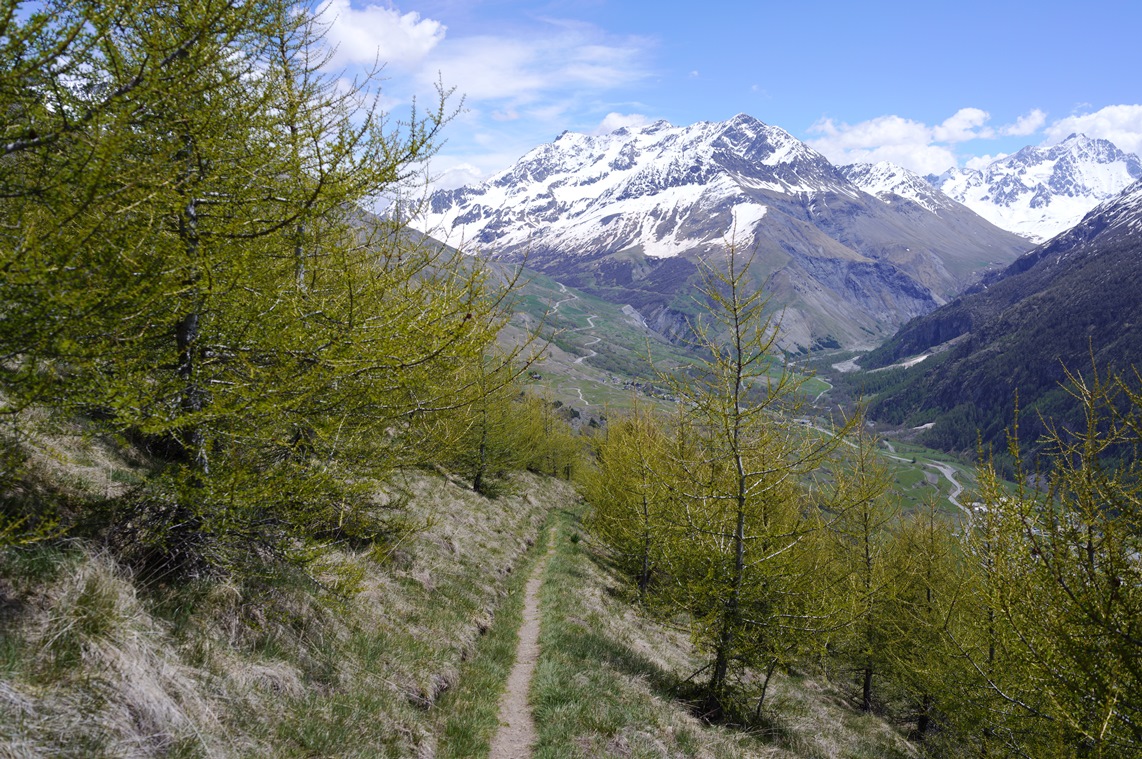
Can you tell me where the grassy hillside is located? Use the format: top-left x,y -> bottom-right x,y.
0,417 -> 573,756
0,416 -> 929,758
502,270 -> 831,414
530,505 -> 917,758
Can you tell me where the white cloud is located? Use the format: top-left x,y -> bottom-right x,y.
932,107 -> 993,142
591,112 -> 652,135
315,6 -> 656,189
409,21 -> 651,110
807,114 -> 959,174
807,107 -> 1053,175
965,153 -> 1008,171
1001,109 -> 1047,136
318,0 -> 445,69
1044,104 -> 1142,155
431,162 -> 485,191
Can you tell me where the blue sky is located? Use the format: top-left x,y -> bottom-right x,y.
316,0 -> 1142,188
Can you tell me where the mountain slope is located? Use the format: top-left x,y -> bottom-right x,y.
418,115 -> 1031,352
929,134 -> 1142,242
860,179 -> 1142,454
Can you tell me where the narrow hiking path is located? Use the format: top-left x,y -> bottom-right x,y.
567,386 -> 590,405
488,529 -> 555,759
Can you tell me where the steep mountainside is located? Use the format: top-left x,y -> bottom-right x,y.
929,134 -> 1142,242
860,179 -> 1142,454
417,115 -> 1030,352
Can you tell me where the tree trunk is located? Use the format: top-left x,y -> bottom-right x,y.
861,665 -> 873,712
473,404 -> 488,494
754,658 -> 780,719
707,492 -> 746,714
915,693 -> 932,740
638,493 -> 651,598
176,191 -> 208,473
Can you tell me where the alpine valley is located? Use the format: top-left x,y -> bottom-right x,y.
419,114 -> 1136,354
857,176 -> 1142,456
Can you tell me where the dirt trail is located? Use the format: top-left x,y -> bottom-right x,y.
488,529 -> 555,759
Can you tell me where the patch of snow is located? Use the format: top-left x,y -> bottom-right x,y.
730,202 -> 768,238
412,114 -> 848,258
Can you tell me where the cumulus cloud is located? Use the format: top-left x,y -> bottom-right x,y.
933,107 -> 994,142
431,162 -> 485,191
807,107 -> 1053,174
1002,108 -> 1047,136
317,5 -> 656,191
591,112 -> 652,135
318,0 -> 445,69
807,114 -> 960,174
965,153 -> 1009,171
1044,104 -> 1142,155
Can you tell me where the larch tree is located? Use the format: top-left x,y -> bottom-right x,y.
967,368 -> 1142,756
824,427 -> 898,713
652,245 -> 855,717
0,1 -> 515,574
584,400 -> 671,600
884,500 -> 969,745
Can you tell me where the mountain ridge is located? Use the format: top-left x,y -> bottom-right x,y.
928,133 -> 1142,242
860,178 -> 1142,455
417,114 -> 1031,353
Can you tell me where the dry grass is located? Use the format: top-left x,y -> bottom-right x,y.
0,468 -> 575,757
0,553 -> 222,757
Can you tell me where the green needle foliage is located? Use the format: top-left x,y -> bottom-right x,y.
824,428 -> 898,714
0,1 -> 515,578
883,501 -> 969,746
581,245 -> 859,719
961,368 -> 1142,757
583,400 -> 669,600
652,248 -> 856,717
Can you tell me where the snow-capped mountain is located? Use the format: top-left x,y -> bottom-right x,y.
929,134 -> 1142,242
423,114 -> 847,257
840,162 -> 961,215
417,115 -> 1031,352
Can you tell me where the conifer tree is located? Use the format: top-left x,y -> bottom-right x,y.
965,369 -> 1142,756
825,428 -> 897,712
584,401 -> 669,599
885,501 -> 968,744
0,1 -> 515,574
652,246 -> 855,716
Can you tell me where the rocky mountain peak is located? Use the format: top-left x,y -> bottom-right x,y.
929,134 -> 1142,242
413,114 -> 1030,354
841,162 -> 959,215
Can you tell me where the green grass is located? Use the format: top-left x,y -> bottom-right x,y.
531,506 -> 919,758
532,508 -> 732,758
